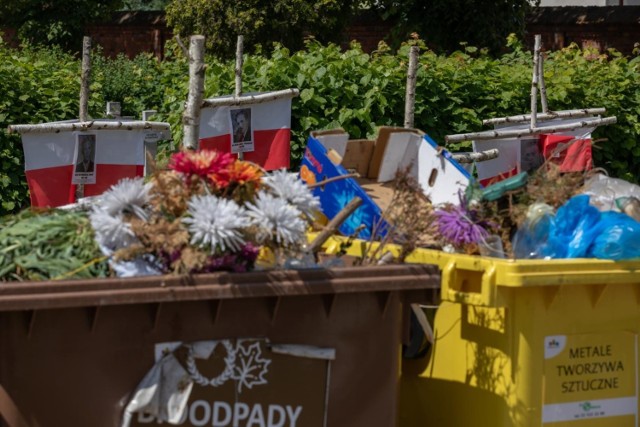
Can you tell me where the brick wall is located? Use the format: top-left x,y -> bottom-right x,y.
3,7 -> 640,58
526,6 -> 640,54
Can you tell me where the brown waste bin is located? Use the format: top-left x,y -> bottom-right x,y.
0,265 -> 438,427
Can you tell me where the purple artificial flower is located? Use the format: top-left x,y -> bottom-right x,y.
434,194 -> 493,248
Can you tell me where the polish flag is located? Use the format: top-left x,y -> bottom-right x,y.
539,133 -> 593,172
198,95 -> 292,170
21,129 -> 148,208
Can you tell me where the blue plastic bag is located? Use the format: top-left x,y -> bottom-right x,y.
514,195 -> 640,260
588,211 -> 640,260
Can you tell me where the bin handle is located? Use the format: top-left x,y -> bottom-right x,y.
441,260 -> 498,307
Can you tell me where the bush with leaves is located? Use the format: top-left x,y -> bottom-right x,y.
3,37 -> 640,217
165,0 -> 358,58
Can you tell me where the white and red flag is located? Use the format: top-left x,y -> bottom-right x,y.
198,92 -> 295,170
19,124 -> 166,208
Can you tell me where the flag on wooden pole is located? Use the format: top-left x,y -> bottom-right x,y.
199,93 -> 293,170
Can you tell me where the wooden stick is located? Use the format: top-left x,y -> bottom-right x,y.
539,51 -> 549,114
530,35 -> 541,129
77,36 -> 92,202
451,149 -> 499,163
307,173 -> 360,189
235,35 -> 245,160
306,197 -> 363,253
79,36 -> 91,122
446,116 -> 616,143
202,89 -> 300,107
175,35 -> 189,59
404,46 -> 419,129
182,35 -> 206,150
235,35 -> 244,99
482,108 -> 606,126
8,121 -> 170,134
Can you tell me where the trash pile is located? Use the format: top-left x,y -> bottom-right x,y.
436,165 -> 640,261
0,150 -> 322,281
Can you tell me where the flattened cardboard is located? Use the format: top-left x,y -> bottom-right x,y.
310,128 -> 350,159
301,126 -> 472,239
342,139 -> 375,176
368,127 -> 423,179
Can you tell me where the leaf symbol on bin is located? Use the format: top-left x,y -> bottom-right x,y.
232,341 -> 271,393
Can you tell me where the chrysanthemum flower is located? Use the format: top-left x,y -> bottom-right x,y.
89,208 -> 138,250
246,191 -> 306,246
100,177 -> 151,220
434,195 -> 493,247
182,195 -> 249,252
169,150 -> 235,179
210,160 -> 263,190
261,169 -> 320,218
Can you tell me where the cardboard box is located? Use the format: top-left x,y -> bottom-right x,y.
300,127 -> 472,240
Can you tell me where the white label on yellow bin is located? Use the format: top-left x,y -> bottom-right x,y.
543,332 -> 638,426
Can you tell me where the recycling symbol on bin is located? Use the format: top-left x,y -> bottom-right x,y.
186,339 -> 271,393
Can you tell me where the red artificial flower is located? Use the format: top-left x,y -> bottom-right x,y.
169,150 -> 235,178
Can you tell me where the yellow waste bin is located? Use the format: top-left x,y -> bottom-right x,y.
398,250 -> 640,427
314,235 -> 640,427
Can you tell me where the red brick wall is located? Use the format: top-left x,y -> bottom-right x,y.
4,8 -> 640,58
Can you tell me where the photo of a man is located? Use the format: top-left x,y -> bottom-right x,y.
231,108 -> 252,143
72,133 -> 97,184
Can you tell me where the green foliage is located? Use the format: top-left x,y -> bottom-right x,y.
0,209 -> 109,281
367,0 -> 540,55
0,0 -> 124,52
3,38 -> 640,216
165,0 -> 358,58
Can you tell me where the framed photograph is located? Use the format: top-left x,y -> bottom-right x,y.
229,107 -> 254,154
519,137 -> 543,173
72,133 -> 97,184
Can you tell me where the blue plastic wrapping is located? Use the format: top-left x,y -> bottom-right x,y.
514,195 -> 640,260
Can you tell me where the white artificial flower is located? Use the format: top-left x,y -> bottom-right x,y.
89,208 -> 138,250
246,191 -> 306,246
262,169 -> 320,218
182,195 -> 249,252
100,177 -> 152,220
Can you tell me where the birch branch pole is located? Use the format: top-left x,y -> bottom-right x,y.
446,116 -> 617,143
530,35 -> 541,129
201,89 -> 300,108
235,35 -> 245,160
79,36 -> 91,122
8,121 -> 170,134
451,149 -> 499,163
539,51 -> 549,114
182,35 -> 206,150
76,36 -> 92,201
482,108 -> 606,126
404,46 -> 419,129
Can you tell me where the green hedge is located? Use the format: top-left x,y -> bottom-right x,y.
2,36 -> 640,216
